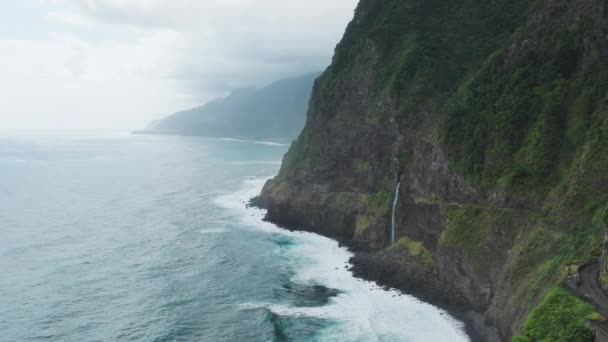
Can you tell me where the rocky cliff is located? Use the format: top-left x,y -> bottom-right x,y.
256,0 -> 608,341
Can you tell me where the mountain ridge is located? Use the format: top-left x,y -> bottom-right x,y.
136,72 -> 320,143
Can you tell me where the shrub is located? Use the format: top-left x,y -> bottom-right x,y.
519,287 -> 596,342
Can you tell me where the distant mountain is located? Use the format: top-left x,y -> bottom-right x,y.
137,72 -> 319,142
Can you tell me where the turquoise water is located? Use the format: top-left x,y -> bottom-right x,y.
0,132 -> 469,342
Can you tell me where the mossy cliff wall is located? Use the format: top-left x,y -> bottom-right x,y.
256,0 -> 608,340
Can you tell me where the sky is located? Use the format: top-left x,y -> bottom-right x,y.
0,0 -> 358,131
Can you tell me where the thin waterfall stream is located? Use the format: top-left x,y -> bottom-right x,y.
391,182 -> 401,245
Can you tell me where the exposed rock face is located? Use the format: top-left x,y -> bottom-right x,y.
258,135 -> 528,341
256,0 -> 608,340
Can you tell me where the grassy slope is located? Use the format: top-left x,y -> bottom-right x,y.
514,287 -> 599,342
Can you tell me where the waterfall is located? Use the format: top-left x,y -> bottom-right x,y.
391,182 -> 401,245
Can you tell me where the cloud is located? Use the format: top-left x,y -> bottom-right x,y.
0,0 -> 358,130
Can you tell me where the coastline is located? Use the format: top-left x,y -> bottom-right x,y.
249,194 -> 496,342
131,130 -> 291,147
348,251 -> 498,342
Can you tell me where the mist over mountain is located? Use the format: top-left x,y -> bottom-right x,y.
138,72 -> 319,142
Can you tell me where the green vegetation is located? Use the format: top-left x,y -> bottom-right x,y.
504,227 -> 565,299
367,191 -> 392,210
442,21 -> 608,200
391,237 -> 434,270
499,221 -> 603,342
433,12 -> 607,338
277,135 -> 307,180
263,181 -> 290,203
514,287 -> 598,342
598,202 -> 608,288
354,159 -> 371,174
355,215 -> 371,237
414,194 -> 441,205
334,0 -> 533,113
440,204 -> 523,274
501,217 -> 602,308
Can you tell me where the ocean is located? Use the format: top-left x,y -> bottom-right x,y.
0,131 -> 469,341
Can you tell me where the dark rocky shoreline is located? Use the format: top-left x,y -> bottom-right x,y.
250,195 -> 499,342
349,251 -> 499,342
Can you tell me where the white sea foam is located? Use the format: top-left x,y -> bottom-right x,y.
214,137 -> 290,147
199,228 -> 228,234
230,161 -> 282,165
239,302 -> 334,318
215,178 -> 470,342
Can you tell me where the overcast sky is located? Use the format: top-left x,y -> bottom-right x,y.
0,0 -> 358,130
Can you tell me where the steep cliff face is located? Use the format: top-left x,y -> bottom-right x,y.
257,0 -> 608,340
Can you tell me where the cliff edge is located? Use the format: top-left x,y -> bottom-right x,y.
257,0 -> 608,340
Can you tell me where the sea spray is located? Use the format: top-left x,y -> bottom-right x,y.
216,178 -> 470,341
391,182 -> 401,245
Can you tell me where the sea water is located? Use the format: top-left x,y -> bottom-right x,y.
0,131 -> 469,341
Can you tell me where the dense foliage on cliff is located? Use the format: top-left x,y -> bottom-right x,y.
514,287 -> 598,342
334,0 -> 533,106
443,14 -> 608,198
263,0 -> 608,341
142,73 -> 318,142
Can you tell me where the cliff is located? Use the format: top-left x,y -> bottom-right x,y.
256,0 -> 608,341
139,72 -> 319,142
